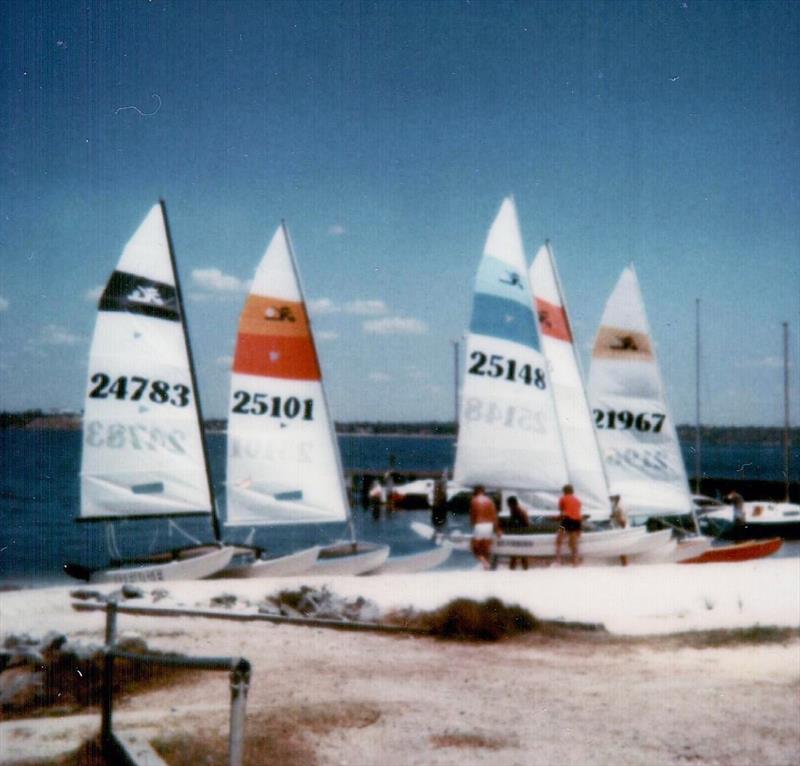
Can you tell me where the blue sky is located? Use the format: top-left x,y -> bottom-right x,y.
1,0 -> 798,425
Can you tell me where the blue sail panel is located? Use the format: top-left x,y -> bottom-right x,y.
469,293 -> 541,350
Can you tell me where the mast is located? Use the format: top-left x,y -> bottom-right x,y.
160,199 -> 221,542
695,299 -> 701,495
783,321 -> 790,502
281,220 -> 355,543
452,338 -> 460,435
544,239 -> 612,497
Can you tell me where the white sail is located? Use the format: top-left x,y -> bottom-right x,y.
529,243 -> 611,520
453,198 -> 569,492
588,266 -> 692,517
80,204 -> 213,520
225,224 -> 349,526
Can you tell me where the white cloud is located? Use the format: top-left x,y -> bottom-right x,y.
0,296 -> 9,311
327,224 -> 346,237
85,285 -> 104,302
191,268 -> 249,292
363,316 -> 428,335
216,355 -> 233,368
368,371 -> 391,383
40,324 -> 82,346
316,330 -> 339,341
308,298 -> 340,315
344,299 -> 388,316
408,367 -> 427,380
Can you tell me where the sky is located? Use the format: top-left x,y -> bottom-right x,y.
1,0 -> 798,425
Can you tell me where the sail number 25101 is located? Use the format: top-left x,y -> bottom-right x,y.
468,351 -> 545,389
232,390 -> 314,420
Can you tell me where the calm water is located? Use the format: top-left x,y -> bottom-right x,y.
1,430 -> 797,586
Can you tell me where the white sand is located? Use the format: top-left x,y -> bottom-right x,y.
2,557 -> 798,639
1,559 -> 799,765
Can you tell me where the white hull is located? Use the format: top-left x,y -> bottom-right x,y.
704,501 -> 800,528
88,545 -> 235,584
307,541 -> 391,576
366,544 -> 453,574
213,545 -> 320,578
448,526 -> 652,558
637,535 -> 712,564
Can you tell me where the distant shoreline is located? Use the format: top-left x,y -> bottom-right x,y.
1,411 -> 799,445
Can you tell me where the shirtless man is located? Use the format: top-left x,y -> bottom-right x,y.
469,486 -> 501,570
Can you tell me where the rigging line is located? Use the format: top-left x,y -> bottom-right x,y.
168,519 -> 203,546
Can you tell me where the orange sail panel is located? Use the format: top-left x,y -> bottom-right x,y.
233,296 -> 320,380
535,297 -> 573,343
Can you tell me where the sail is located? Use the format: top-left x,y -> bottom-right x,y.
529,243 -> 611,520
80,204 -> 213,520
588,266 -> 692,517
453,198 -> 569,492
225,224 -> 349,526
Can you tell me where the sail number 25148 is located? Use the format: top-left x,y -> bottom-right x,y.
232,390 -> 314,420
468,351 -> 545,389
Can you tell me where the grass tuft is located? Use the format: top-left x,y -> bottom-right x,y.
413,597 -> 540,641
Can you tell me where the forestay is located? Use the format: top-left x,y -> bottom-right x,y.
453,198 -> 569,492
529,243 -> 611,520
225,224 -> 349,526
80,204 -> 212,520
588,266 -> 692,517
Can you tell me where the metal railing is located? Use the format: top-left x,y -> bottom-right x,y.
101,600 -> 251,766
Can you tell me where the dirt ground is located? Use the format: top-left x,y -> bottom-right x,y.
2,617 -> 798,766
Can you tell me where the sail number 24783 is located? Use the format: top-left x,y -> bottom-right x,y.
231,390 -> 314,420
468,351 -> 546,389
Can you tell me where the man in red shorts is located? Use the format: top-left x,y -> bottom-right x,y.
469,486 -> 501,570
556,484 -> 582,566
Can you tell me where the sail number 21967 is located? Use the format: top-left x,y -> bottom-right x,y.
232,390 -> 314,420
468,351 -> 546,389
593,409 -> 665,433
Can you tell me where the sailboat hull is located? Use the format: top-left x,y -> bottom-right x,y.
680,537 -> 783,564
67,545 -> 235,584
213,545 -> 321,578
366,544 -> 453,574
307,541 -> 390,576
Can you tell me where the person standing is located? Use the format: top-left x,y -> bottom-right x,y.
724,490 -> 746,527
431,472 -> 448,528
504,495 -> 531,570
469,485 -> 501,571
556,484 -> 582,566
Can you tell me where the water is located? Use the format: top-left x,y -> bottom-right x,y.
0,430 -> 797,586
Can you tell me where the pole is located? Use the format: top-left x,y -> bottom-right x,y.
695,299 -> 701,495
228,659 -> 251,766
783,321 -> 790,501
101,601 -> 118,750
452,339 -> 460,432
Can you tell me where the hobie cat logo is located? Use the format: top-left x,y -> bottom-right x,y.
609,335 -> 638,351
127,285 -> 165,306
537,309 -> 552,329
499,270 -> 523,289
593,327 -> 653,360
264,305 -> 296,322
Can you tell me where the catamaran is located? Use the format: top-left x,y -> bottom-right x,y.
221,222 -> 388,576
587,265 -> 711,561
64,203 -> 234,583
446,198 -> 661,562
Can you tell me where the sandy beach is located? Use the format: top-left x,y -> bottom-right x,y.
2,560 -> 799,765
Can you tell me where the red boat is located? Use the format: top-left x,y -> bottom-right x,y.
680,537 -> 783,564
